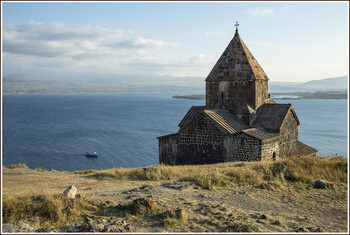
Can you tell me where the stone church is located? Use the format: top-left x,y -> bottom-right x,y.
158,24 -> 317,165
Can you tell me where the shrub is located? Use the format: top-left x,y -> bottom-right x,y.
5,163 -> 29,169
162,209 -> 188,227
73,170 -> 97,175
34,168 -> 45,172
225,221 -> 259,232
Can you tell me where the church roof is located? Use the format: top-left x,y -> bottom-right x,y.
242,128 -> 280,141
178,106 -> 205,128
178,106 -> 248,134
206,30 -> 269,82
204,109 -> 249,134
298,141 -> 318,156
251,104 -> 300,131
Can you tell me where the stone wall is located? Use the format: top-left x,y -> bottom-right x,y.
206,79 -> 268,116
158,134 -> 178,165
255,80 -> 269,109
279,111 -> 299,158
206,80 -> 255,114
261,138 -> 280,161
231,134 -> 262,161
176,113 -> 229,165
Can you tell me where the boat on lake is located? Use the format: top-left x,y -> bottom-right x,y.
85,151 -> 98,157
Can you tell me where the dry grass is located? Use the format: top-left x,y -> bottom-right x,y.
4,163 -> 29,169
161,209 -> 188,227
34,168 -> 45,172
73,156 -> 347,190
2,155 -> 347,233
2,193 -> 98,228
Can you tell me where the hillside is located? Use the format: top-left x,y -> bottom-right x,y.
269,75 -> 348,92
2,156 -> 347,233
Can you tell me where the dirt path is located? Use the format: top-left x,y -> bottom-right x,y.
2,168 -> 348,232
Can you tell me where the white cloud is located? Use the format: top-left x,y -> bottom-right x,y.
205,31 -> 225,37
3,22 -> 177,59
246,7 -> 274,16
2,21 -> 211,79
110,37 -> 178,50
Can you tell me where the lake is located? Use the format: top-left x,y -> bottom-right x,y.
2,93 -> 348,171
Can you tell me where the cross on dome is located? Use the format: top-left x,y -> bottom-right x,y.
235,21 -> 239,32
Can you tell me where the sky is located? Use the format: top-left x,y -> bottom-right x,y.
1,1 -> 349,83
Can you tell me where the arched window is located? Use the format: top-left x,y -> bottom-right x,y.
221,92 -> 224,99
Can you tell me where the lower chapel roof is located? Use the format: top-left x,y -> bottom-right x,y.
251,104 -> 300,131
177,105 -> 288,138
242,128 -> 280,141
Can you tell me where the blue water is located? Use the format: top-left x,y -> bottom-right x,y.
2,94 -> 348,171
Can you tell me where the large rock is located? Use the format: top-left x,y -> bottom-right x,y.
314,180 -> 334,189
2,217 -> 40,232
64,184 -> 77,198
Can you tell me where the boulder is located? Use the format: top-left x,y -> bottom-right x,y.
64,184 -> 77,198
314,180 -> 334,189
104,224 -> 121,232
2,217 -> 40,232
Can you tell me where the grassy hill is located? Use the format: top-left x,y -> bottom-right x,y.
2,156 -> 347,232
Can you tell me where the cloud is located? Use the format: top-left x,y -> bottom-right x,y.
3,22 -> 131,58
205,31 -> 225,37
2,21 -> 211,79
109,37 -> 178,50
3,22 -> 176,59
246,7 -> 274,16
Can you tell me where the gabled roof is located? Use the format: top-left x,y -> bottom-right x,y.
178,106 -> 205,128
251,104 -> 300,131
204,109 -> 249,134
206,31 -> 269,82
179,106 -> 248,134
298,141 -> 318,156
242,128 -> 280,141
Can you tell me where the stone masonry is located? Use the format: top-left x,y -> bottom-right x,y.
158,24 -> 317,165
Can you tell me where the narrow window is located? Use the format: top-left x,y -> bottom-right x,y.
272,152 -> 276,161
221,93 -> 224,99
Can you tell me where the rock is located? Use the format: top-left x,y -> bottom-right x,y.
314,180 -> 334,189
96,223 -> 105,232
64,184 -> 77,199
2,217 -> 40,232
124,224 -> 133,232
271,220 -> 281,225
60,224 -> 81,232
130,198 -> 156,214
104,224 -> 120,232
81,216 -> 95,232
296,227 -> 307,232
260,214 -> 267,219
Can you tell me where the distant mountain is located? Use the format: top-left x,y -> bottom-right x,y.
269,76 -> 348,92
2,74 -> 31,82
299,76 -> 348,90
2,74 -> 347,94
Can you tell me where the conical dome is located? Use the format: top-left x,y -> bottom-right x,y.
206,31 -> 269,82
